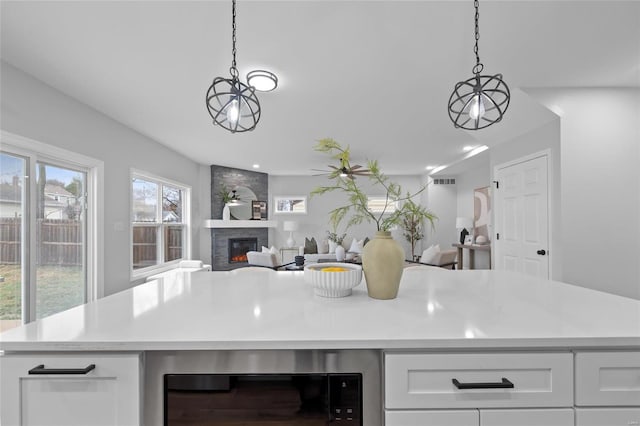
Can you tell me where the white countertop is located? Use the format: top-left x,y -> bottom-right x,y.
1,268 -> 639,352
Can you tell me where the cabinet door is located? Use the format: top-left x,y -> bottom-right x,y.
481,408 -> 574,426
385,352 -> 573,409
0,353 -> 141,426
575,351 -> 640,406
575,408 -> 640,426
385,409 -> 479,426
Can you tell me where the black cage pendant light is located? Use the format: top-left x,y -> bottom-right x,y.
206,0 -> 260,133
448,0 -> 510,130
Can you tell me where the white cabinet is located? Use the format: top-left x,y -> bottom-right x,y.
575,351 -> 640,406
385,352 -> 573,409
384,352 -> 574,426
385,409 -> 478,426
575,408 -> 640,426
480,408 -> 574,425
574,351 -> 640,426
0,353 -> 141,426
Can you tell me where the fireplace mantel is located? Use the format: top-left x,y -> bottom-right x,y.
204,220 -> 278,229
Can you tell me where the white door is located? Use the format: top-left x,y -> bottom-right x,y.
494,154 -> 549,279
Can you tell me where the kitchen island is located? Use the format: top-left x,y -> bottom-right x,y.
1,267 -> 639,425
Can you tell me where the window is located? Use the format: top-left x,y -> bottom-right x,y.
367,196 -> 397,214
131,171 -> 190,277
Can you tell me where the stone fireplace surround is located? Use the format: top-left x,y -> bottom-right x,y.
210,165 -> 269,270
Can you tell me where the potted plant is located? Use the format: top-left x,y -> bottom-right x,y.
218,184 -> 233,220
311,138 -> 430,299
326,229 -> 347,261
400,198 -> 437,261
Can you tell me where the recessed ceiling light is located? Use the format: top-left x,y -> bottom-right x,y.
246,70 -> 278,92
463,146 -> 475,152
425,165 -> 436,170
252,164 -> 260,169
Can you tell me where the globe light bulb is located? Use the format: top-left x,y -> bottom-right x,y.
469,93 -> 486,120
226,98 -> 240,125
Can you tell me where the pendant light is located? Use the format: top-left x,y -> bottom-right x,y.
206,0 -> 260,133
448,0 -> 510,130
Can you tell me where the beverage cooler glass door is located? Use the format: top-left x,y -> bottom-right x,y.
165,373 -> 361,425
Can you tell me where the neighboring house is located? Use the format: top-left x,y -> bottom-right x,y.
0,181 -> 80,219
0,180 -> 21,218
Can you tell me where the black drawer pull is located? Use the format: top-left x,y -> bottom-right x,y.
28,364 -> 96,375
452,377 -> 514,389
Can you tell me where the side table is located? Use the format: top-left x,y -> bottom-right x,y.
280,247 -> 299,265
452,243 -> 491,270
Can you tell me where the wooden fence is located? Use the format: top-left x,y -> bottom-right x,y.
0,218 -> 83,266
1,219 -> 183,268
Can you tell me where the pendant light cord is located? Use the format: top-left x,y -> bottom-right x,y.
230,0 -> 238,78
472,0 -> 484,75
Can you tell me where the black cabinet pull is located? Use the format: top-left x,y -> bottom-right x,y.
452,377 -> 514,389
537,249 -> 546,255
28,364 -> 96,375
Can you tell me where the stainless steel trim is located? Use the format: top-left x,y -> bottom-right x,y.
144,349 -> 382,425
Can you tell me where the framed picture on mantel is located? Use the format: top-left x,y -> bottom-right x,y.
252,201 -> 267,220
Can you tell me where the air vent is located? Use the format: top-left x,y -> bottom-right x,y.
433,178 -> 456,185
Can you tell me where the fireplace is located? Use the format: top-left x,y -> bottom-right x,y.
228,238 -> 258,263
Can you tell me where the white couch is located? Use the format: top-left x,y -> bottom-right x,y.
302,253 -> 337,263
247,250 -> 336,267
246,251 -> 281,269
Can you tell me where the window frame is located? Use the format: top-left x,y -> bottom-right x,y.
1,130 -> 104,321
130,169 -> 191,280
367,196 -> 398,215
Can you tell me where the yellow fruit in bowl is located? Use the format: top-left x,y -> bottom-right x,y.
321,267 -> 348,272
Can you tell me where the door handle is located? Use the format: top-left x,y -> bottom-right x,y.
28,364 -> 96,375
537,249 -> 546,256
452,377 -> 514,389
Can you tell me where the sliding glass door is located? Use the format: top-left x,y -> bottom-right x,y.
0,152 -> 26,331
0,150 -> 88,330
35,162 -> 87,319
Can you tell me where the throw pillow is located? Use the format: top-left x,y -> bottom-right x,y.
317,239 -> 329,254
304,237 -> 318,254
328,240 -> 338,254
269,245 -> 281,264
348,238 -> 364,254
420,244 -> 441,264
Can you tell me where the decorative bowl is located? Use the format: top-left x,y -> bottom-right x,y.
303,262 -> 363,297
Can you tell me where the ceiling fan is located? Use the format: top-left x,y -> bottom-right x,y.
312,147 -> 371,180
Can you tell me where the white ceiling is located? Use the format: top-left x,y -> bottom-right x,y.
1,1 -> 639,175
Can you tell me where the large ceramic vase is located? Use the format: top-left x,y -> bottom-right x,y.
362,231 -> 405,299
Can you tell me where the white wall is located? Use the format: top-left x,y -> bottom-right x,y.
424,177 -> 457,250
0,61 -> 208,296
524,88 -> 640,300
268,174 -> 423,259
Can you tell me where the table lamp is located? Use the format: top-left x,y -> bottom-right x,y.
283,221 -> 299,248
456,217 -> 474,244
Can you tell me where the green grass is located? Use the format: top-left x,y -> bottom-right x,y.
0,264 -> 84,320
